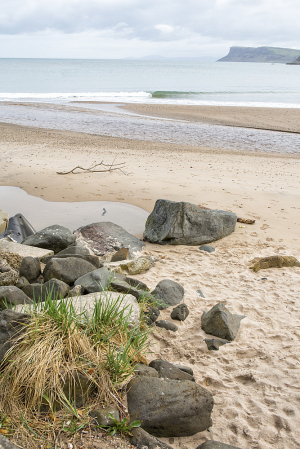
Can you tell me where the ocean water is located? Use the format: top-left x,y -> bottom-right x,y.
0,58 -> 300,154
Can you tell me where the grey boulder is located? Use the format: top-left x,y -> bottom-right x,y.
127,376 -> 213,437
22,224 -> 76,254
74,267 -> 110,293
41,246 -> 101,268
43,257 -> 96,285
151,279 -> 184,310
201,303 -> 245,341
0,286 -> 32,310
196,442 -> 243,449
19,256 -> 41,282
22,279 -> 70,302
0,309 -> 31,363
149,359 -> 194,382
171,303 -> 189,321
144,199 -> 237,245
73,222 -> 145,257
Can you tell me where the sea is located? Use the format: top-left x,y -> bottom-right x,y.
0,58 -> 300,153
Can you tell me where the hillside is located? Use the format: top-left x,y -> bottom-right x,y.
218,46 -> 300,63
287,56 -> 300,65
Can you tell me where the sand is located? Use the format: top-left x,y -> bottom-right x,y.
0,105 -> 300,449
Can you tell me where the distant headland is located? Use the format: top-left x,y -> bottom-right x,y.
218,46 -> 300,63
287,56 -> 300,65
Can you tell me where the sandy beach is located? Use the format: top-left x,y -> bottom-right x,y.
1,104 -> 300,449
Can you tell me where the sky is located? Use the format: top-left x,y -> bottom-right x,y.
0,0 -> 299,59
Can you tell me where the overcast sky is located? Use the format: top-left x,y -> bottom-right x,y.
0,0 -> 299,58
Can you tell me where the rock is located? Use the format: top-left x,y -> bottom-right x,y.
106,256 -> 155,275
69,285 -> 83,297
22,279 -> 70,302
16,276 -> 30,289
110,273 -> 146,301
0,209 -> 9,234
151,279 -> 184,310
205,338 -> 229,351
250,255 -> 300,272
43,257 -> 96,285
0,286 -> 32,310
0,309 -> 31,363
0,240 -> 53,260
111,247 -> 130,262
134,364 -> 159,378
22,224 -> 76,254
125,277 -> 149,291
41,246 -> 101,268
74,267 -> 110,293
173,364 -> 194,376
199,245 -> 215,253
144,306 -> 160,325
149,360 -> 195,382
0,434 -> 22,449
144,199 -> 237,245
196,442 -> 243,449
127,376 -> 213,437
90,406 -> 119,426
171,303 -> 189,321
73,222 -> 145,258
197,289 -> 205,298
19,256 -> 41,282
130,427 -> 174,449
201,303 -> 245,341
156,320 -> 178,332
0,250 -> 22,270
0,259 -> 19,286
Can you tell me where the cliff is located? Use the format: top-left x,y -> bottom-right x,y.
218,46 -> 300,63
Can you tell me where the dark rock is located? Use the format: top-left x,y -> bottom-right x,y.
144,306 -> 160,325
149,359 -> 194,382
205,338 -> 229,351
22,224 -> 76,254
134,364 -> 159,378
111,247 -> 130,262
19,256 -> 41,282
74,267 -> 110,293
43,257 -> 96,285
173,364 -> 194,376
130,427 -> 174,449
110,273 -> 144,300
171,303 -> 189,321
125,276 -> 149,291
16,276 -> 30,289
127,376 -> 213,437
0,434 -> 22,449
199,245 -> 215,253
0,309 -> 31,363
0,286 -> 32,310
22,279 -> 70,302
89,406 -> 119,426
201,303 -> 245,341
41,245 -> 90,264
73,222 -> 145,258
156,320 -> 178,332
151,279 -> 184,310
197,289 -> 205,298
144,199 -> 237,245
196,441 -> 243,449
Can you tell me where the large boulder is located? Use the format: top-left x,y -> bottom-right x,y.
19,256 -> 41,282
74,267 -> 110,293
127,376 -> 213,437
43,257 -> 96,285
0,309 -> 31,363
22,225 -> 76,254
201,303 -> 245,341
151,279 -> 184,310
22,279 -> 70,302
73,222 -> 145,257
0,286 -> 32,310
144,200 -> 237,245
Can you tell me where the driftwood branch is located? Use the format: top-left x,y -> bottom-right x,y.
56,159 -> 127,175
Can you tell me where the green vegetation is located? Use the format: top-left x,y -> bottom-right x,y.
218,46 -> 300,63
100,413 -> 141,436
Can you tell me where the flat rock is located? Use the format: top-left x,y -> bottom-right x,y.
199,245 -> 215,253
205,338 -> 229,351
0,240 -> 53,260
43,257 -> 96,285
73,222 -> 145,258
144,199 -> 237,245
201,303 -> 245,341
0,286 -> 32,310
171,303 -> 189,321
196,442 -> 243,449
130,427 -> 174,449
155,320 -> 178,332
149,359 -> 194,382
22,279 -> 70,302
22,224 -> 76,254
74,267 -> 110,293
19,256 -> 41,282
151,279 -> 184,310
127,376 -> 213,437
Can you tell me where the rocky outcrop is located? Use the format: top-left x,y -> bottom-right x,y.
73,222 -> 145,257
22,225 -> 76,254
127,376 -> 213,437
201,303 -> 245,341
218,46 -> 300,63
144,200 -> 237,245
